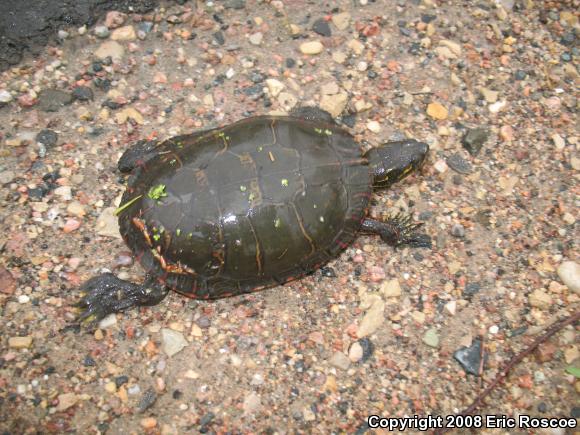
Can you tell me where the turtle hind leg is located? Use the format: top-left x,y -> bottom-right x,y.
362,215 -> 432,248
75,273 -> 169,327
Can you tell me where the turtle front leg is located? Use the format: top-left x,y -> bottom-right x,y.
362,215 -> 431,248
75,273 -> 169,327
117,139 -> 160,173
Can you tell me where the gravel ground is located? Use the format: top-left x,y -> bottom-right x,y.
0,0 -> 578,433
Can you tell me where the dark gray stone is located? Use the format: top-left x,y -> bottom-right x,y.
312,18 -> 331,37
453,338 -> 487,376
462,127 -> 490,156
36,129 -> 58,147
37,89 -> 73,112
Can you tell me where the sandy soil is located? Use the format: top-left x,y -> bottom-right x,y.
0,0 -> 578,433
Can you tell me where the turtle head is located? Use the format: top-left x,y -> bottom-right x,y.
365,140 -> 429,188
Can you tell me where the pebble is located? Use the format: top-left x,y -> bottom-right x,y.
565,347 -> 579,364
300,41 -> 324,55
357,299 -> 385,338
213,31 -> 225,45
319,92 -> 348,117
56,393 -> 78,411
329,351 -> 350,370
557,261 -> 580,294
446,153 -> 472,174
161,328 -> 188,357
462,127 -> 489,156
0,89 -> 13,104
94,26 -> 111,39
54,186 -> 72,200
249,32 -> 263,46
454,339 -> 486,376
499,125 -> 514,142
37,89 -> 73,112
140,417 -> 157,429
332,51 -> 346,64
95,41 -> 125,61
422,328 -> 440,348
138,388 -> 157,412
243,392 -> 262,414
0,170 -> 15,185
96,207 -> 121,239
320,81 -> 339,95
63,219 -> 81,233
99,314 -> 118,329
433,159 -> 448,173
225,0 -> 246,9
9,336 -> 33,349
426,102 -> 448,120
354,100 -> 372,112
488,100 -> 506,113
479,87 -> 499,103
463,282 -> 481,298
72,86 -> 93,101
552,133 -> 565,149
366,120 -> 381,133
435,46 -> 457,60
451,223 -> 465,238
347,39 -> 365,56
66,201 -> 86,217
348,342 -> 363,362
380,279 -> 401,298
36,129 -> 58,147
438,39 -> 462,56
312,18 -> 331,37
116,108 -> 144,124
411,311 -> 426,324
444,300 -> 457,316
528,289 -> 553,309
105,11 -> 127,29
277,92 -> 297,110
265,79 -> 285,98
111,25 -> 136,41
332,12 -> 351,30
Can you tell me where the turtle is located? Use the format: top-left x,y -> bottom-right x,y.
76,107 -> 430,325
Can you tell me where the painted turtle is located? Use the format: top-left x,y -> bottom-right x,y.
77,108 -> 430,324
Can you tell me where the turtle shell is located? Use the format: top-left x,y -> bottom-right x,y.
117,116 -> 371,299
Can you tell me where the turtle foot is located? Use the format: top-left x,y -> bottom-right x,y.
74,273 -> 168,328
384,213 -> 432,248
362,214 -> 432,249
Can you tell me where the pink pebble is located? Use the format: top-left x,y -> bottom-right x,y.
63,219 -> 81,233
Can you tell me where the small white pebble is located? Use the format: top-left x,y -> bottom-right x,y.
357,61 -> 368,71
366,120 -> 381,133
99,313 -> 118,329
488,325 -> 499,334
433,159 -> 448,173
18,295 -> 30,304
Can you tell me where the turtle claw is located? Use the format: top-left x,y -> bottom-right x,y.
362,214 -> 431,249
386,213 -> 432,249
74,273 -> 169,328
